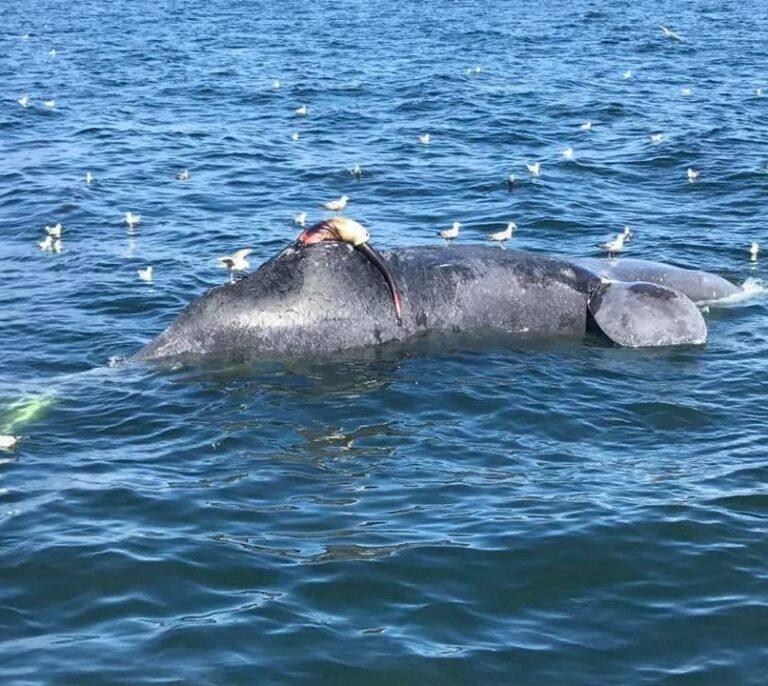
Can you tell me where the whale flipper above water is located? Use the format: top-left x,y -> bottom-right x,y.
587,280 -> 707,348
135,243 -> 739,360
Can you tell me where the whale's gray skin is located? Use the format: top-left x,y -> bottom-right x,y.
136,243 -> 740,360
572,257 -> 741,304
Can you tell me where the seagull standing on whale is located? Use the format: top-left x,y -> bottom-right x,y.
439,221 -> 460,242
487,222 -> 516,245
600,232 -> 626,258
219,249 -> 252,284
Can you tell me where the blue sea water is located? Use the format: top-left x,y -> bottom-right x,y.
2,0 -> 768,683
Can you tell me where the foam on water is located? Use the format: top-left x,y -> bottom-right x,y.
703,277 -> 768,306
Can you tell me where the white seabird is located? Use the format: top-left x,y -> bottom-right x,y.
525,162 -> 541,176
599,232 -> 626,258
660,25 -> 683,41
438,221 -> 461,242
125,211 -> 141,228
45,222 -> 62,239
487,222 -> 516,245
219,248 -> 252,283
0,435 -> 19,451
322,195 -> 349,213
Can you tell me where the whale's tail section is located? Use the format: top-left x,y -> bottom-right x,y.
587,279 -> 707,347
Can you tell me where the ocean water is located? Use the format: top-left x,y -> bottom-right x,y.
2,0 -> 768,683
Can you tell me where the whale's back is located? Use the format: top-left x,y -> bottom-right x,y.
136,244 -> 591,359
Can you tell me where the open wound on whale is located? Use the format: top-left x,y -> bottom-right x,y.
587,279 -> 707,347
297,217 -> 403,326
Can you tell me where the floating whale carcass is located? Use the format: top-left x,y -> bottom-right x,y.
135,239 -> 741,360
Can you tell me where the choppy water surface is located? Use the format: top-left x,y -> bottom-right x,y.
2,0 -> 768,683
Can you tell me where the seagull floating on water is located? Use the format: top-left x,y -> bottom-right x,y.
125,211 -> 141,228
623,70 -> 633,79
507,173 -> 516,188
21,33 -> 29,40
85,171 -> 94,184
290,132 -> 299,141
48,48 -> 56,57
439,221 -> 460,242
487,222 -> 516,245
580,121 -> 592,131
562,147 -> 574,160
348,164 -> 362,177
43,99 -> 55,108
525,162 -> 541,176
322,195 -> 349,214
272,79 -> 281,89
176,169 -> 189,181
686,167 -> 700,182
649,133 -> 664,143
45,222 -> 62,239
294,212 -> 307,227
681,87 -> 692,96
38,235 -> 53,251
0,435 -> 19,451
749,242 -> 759,261
600,232 -> 625,258
17,94 -> 29,107
138,266 -> 153,282
219,248 -> 252,283
295,105 -> 308,116
756,88 -> 763,97
660,25 -> 683,41
419,133 -> 431,145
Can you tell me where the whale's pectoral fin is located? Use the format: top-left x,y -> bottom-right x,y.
587,280 -> 707,347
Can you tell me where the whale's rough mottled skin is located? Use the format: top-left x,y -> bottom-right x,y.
135,243 -> 741,360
